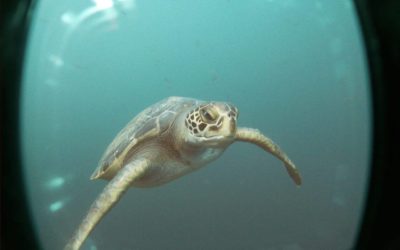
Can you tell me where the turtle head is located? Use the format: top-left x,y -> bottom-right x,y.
184,102 -> 238,146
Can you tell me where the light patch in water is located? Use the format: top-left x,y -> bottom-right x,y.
46,177 -> 65,189
83,237 -> 98,250
48,54 -> 64,67
49,200 -> 64,212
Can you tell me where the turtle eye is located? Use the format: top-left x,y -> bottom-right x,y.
201,108 -> 218,123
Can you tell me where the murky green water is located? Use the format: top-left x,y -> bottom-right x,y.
21,0 -> 370,249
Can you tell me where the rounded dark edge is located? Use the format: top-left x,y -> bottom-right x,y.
0,0 -> 41,249
0,0 -> 398,249
353,0 -> 399,249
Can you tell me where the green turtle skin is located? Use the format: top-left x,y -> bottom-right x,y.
65,96 -> 301,250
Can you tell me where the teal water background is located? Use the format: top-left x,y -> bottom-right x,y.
21,0 -> 370,249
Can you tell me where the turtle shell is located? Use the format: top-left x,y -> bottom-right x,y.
91,96 -> 201,180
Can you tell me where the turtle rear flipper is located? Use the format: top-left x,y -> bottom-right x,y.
65,158 -> 151,250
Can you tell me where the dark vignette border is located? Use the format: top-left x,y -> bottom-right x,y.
0,0 -> 398,250
1,0 -> 41,249
353,0 -> 399,249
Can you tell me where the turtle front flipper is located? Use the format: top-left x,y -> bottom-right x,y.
235,127 -> 302,186
64,158 -> 150,250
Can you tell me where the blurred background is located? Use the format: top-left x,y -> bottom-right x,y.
5,0 -> 374,249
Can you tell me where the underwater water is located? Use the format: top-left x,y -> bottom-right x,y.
21,0 -> 370,249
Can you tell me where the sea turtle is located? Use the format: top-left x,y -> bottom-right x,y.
65,96 -> 301,250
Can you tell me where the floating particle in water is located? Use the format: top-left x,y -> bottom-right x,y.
45,177 -> 65,190
49,200 -> 65,213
